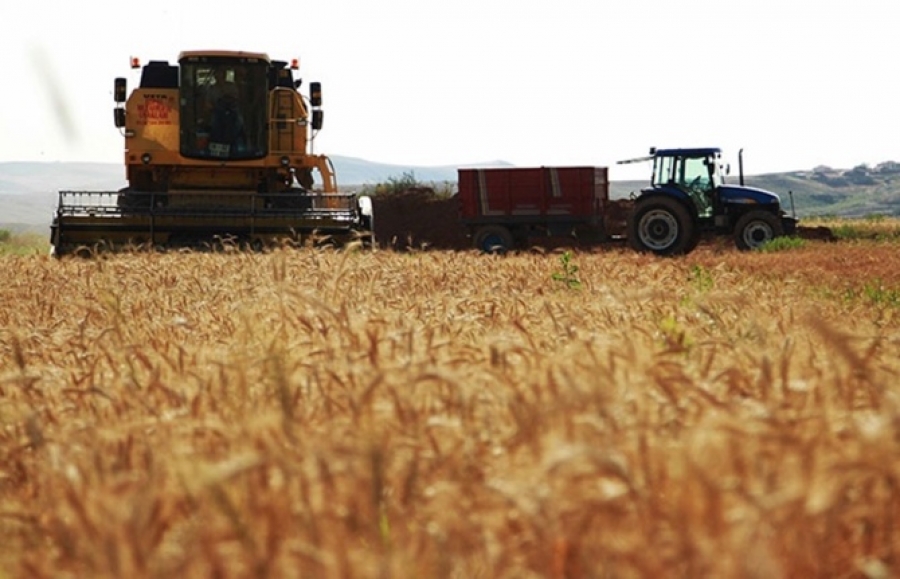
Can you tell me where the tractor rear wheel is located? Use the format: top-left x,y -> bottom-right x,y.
627,197 -> 696,256
734,211 -> 783,251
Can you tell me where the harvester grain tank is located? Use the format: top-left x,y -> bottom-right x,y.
50,50 -> 373,255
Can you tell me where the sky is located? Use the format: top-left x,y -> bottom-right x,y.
1,0 -> 897,180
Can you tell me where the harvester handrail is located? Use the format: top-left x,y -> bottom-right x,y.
55,190 -> 358,220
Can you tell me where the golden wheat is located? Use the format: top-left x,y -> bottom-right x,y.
1,239 -> 899,578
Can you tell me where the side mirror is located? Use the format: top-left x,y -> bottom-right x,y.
294,79 -> 303,89
114,78 -> 127,103
724,163 -> 731,176
310,82 -> 322,107
312,110 -> 324,131
114,107 -> 126,128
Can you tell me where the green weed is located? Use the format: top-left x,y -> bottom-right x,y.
688,264 -> 714,292
843,279 -> 900,308
658,314 -> 694,352
551,251 -> 582,290
758,236 -> 807,252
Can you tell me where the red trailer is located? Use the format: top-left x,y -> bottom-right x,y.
457,166 -> 623,252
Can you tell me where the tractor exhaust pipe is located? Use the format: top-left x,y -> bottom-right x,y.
738,148 -> 745,186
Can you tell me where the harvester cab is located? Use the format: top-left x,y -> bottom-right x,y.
620,147 -> 797,255
51,51 -> 373,255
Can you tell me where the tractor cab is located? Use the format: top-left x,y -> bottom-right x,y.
648,147 -> 724,218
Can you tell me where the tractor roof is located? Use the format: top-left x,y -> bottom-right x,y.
654,147 -> 722,158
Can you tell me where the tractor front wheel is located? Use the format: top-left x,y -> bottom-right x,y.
734,211 -> 783,251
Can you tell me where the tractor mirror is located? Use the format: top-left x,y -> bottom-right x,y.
114,78 -> 127,103
114,107 -> 126,128
310,82 -> 322,107
312,109 -> 324,131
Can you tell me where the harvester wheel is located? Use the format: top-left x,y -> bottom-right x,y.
473,225 -> 514,253
734,211 -> 783,251
628,197 -> 695,256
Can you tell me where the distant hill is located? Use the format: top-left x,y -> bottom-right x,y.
2,158 -> 899,230
744,164 -> 900,217
0,157 -> 506,227
0,156 -> 503,196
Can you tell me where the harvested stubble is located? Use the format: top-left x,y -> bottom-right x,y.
1,242 -> 900,578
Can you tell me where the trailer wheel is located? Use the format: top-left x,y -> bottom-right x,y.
734,211 -> 783,251
628,197 -> 695,256
474,225 -> 514,253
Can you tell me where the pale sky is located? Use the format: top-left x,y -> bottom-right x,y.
1,0 -> 897,180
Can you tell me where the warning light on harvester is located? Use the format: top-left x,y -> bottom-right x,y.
290,58 -> 299,70
130,57 -> 141,69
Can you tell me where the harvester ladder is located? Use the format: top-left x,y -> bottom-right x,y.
272,89 -> 296,154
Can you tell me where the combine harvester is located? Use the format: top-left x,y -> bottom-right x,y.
50,50 -> 373,256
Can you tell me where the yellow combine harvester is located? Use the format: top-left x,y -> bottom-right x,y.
50,50 -> 373,255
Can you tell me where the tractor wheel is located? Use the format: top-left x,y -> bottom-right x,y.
684,230 -> 702,253
473,225 -> 514,253
627,197 -> 696,256
734,211 -> 783,251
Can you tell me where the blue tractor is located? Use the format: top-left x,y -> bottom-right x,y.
622,147 -> 798,255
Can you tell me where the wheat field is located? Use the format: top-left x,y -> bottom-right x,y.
2,234 -> 900,578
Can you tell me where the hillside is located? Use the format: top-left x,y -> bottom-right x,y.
2,159 -> 899,230
745,163 -> 900,217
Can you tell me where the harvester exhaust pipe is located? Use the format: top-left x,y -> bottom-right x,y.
738,148 -> 745,186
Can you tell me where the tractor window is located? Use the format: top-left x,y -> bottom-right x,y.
653,155 -> 675,187
681,156 -> 715,217
682,157 -> 712,192
179,61 -> 269,161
